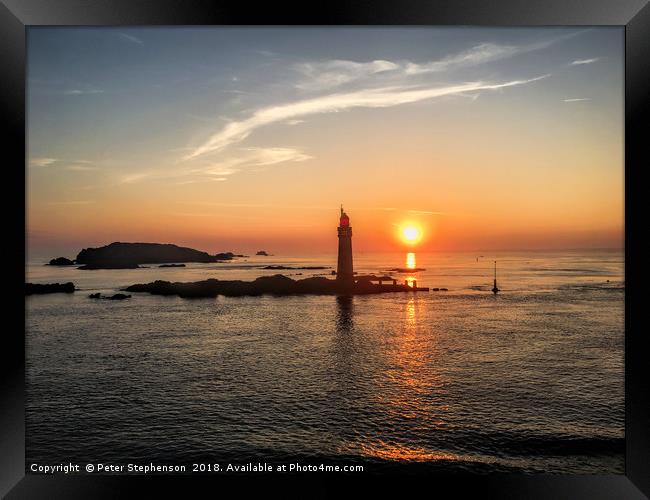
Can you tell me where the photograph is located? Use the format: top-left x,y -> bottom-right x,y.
25,26 -> 625,476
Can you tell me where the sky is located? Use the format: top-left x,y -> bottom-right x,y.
27,27 -> 624,258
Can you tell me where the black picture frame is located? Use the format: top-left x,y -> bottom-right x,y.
2,1 -> 648,498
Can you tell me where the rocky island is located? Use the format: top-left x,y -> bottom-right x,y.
74,242 -> 239,269
124,274 -> 428,298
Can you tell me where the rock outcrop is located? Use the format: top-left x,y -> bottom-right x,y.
125,274 -> 425,298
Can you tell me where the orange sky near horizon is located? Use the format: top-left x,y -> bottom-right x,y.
26,27 -> 624,258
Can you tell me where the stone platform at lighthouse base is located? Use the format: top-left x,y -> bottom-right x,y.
124,274 -> 429,298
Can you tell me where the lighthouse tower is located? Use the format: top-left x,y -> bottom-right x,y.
336,205 -> 354,285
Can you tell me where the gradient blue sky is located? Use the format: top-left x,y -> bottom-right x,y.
27,27 -> 623,257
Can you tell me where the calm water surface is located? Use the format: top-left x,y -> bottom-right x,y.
26,250 -> 624,473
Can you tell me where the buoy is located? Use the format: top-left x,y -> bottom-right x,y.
492,260 -> 500,294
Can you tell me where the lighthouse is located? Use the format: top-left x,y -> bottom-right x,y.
337,205 -> 354,285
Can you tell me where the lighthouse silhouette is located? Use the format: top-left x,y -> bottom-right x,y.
336,205 -> 354,285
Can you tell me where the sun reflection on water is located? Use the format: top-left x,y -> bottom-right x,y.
406,252 -> 416,269
357,441 -> 459,462
406,297 -> 416,325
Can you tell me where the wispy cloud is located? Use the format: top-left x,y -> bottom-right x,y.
63,160 -> 98,171
118,172 -> 153,184
30,158 -> 100,170
182,33 -> 584,165
403,35 -> 579,76
294,59 -> 399,91
119,147 -> 311,185
293,33 -> 581,92
242,147 -> 312,166
185,75 -> 549,160
193,147 -> 312,180
64,89 -> 104,95
563,98 -> 591,102
170,212 -> 216,217
29,158 -> 57,167
254,49 -> 280,58
66,165 -> 99,171
570,58 -> 599,65
190,202 -> 337,211
407,209 -> 447,215
175,178 -> 228,185
47,200 -> 94,205
118,33 -> 144,45
373,207 -> 446,215
405,43 -> 522,75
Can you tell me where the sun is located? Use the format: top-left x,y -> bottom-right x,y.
400,224 -> 422,245
403,226 -> 419,241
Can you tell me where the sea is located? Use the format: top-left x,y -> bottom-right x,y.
25,250 -> 624,474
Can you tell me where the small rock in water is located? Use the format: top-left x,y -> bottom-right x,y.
48,257 -> 75,266
387,267 -> 427,273
106,293 -> 131,300
88,293 -> 101,299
